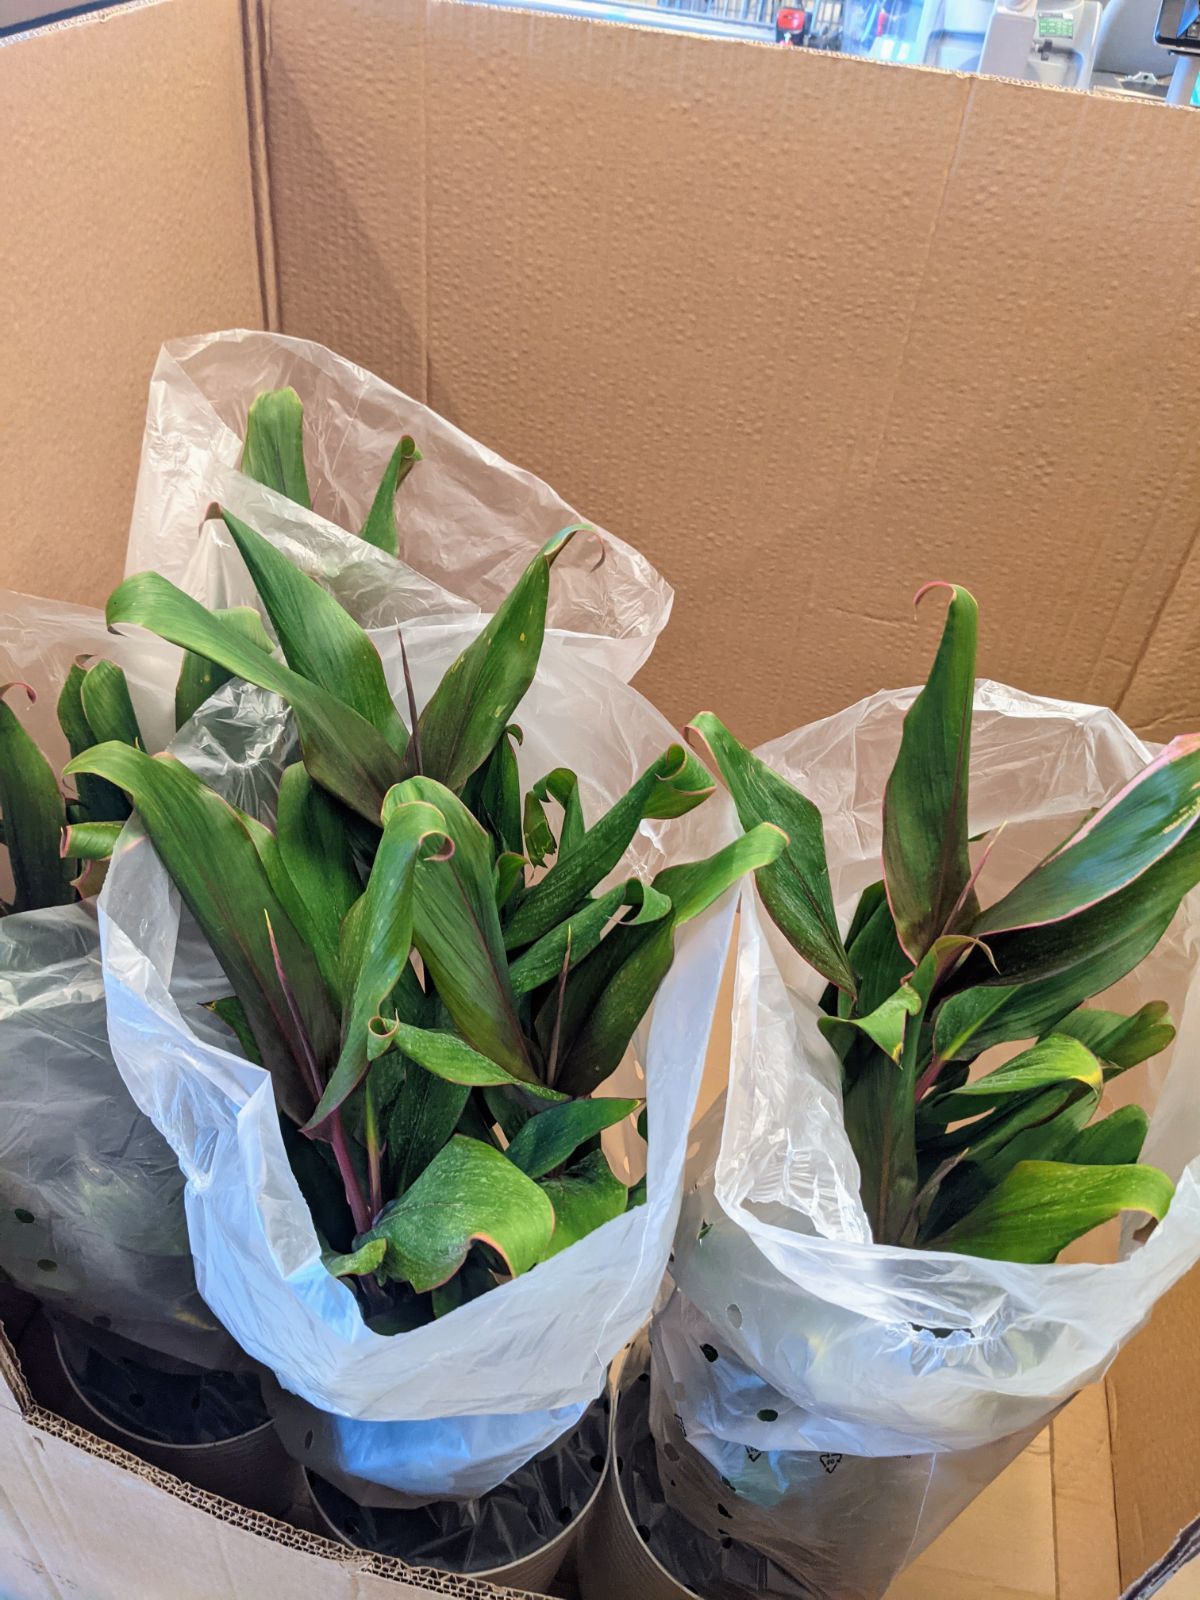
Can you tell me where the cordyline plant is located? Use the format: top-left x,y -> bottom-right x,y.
688,583 -> 1200,1264
0,386 -> 407,916
64,421 -> 782,1326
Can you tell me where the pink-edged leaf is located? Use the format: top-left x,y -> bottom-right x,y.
975,734 -> 1200,937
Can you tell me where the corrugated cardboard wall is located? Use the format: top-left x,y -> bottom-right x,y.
0,0 -> 264,606
260,0 -> 1200,748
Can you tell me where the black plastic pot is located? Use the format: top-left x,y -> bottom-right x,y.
307,1392 -> 610,1594
17,1310 -> 302,1516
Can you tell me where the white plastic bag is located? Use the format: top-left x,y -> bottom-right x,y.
657,682 -> 1200,1599
126,329 -> 672,683
96,620 -> 736,1499
0,593 -> 233,1364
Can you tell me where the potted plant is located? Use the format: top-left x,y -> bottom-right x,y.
77,504 -> 777,1583
583,583 -> 1200,1600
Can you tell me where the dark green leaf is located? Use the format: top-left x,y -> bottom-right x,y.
537,1148 -> 628,1258
241,387 -> 311,507
208,995 -> 263,1065
533,767 -> 585,856
523,790 -> 556,868
361,1135 -> 555,1291
1063,1105 -> 1149,1166
175,605 -> 273,729
58,662 -> 129,821
1051,1002 -> 1175,1075
406,525 -> 587,793
270,764 -> 363,1000
881,583 -> 979,962
976,734 -> 1200,938
686,711 -> 854,994
388,777 -> 538,1083
554,916 -> 676,1098
507,879 -> 671,997
221,510 -> 409,756
505,1097 -> 640,1180
79,659 -> 142,749
306,796 -> 449,1130
0,685 -> 72,912
504,743 -> 714,951
387,1070 -> 470,1197
64,742 -> 335,1122
106,571 -> 404,821
368,1021 -> 564,1100
494,851 -> 526,912
478,725 -> 523,856
360,436 -> 420,556
926,1159 -> 1174,1263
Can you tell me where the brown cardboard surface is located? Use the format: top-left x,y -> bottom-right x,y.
0,0 -> 264,606
2,0 -> 1200,1594
1107,1265 -> 1200,1592
261,0 -> 1200,749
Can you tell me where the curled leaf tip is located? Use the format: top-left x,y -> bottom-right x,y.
423,830 -> 456,863
0,680 -> 37,706
912,579 -> 960,616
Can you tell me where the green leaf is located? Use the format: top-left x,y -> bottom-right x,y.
505,1097 -> 640,1180
386,1070 -> 470,1197
0,685 -> 72,912
960,821 -> 1200,994
504,744 -> 714,951
494,851 -> 526,912
926,1159 -> 1174,1263
60,820 -> 123,860
881,583 -> 979,962
106,571 -> 404,821
1051,1002 -> 1175,1075
533,767 -> 586,856
361,1135 -> 555,1291
221,510 -> 409,756
58,663 -> 129,821
478,725 -> 524,857
322,1238 -> 387,1279
241,388 -> 311,507
64,742 -> 335,1123
405,525 -> 587,793
537,1148 -> 628,1258
79,659 -> 143,749
368,1021 -> 565,1100
686,711 -> 855,995
175,605 -> 274,729
651,823 -> 788,926
387,777 -> 538,1083
553,916 -> 676,1098
208,995 -> 264,1065
922,1033 -> 1104,1124
523,789 -> 556,868
270,764 -> 363,1001
306,797 -> 449,1130
360,435 -> 420,555
507,879 -> 671,997
976,734 -> 1200,938
1063,1106 -> 1149,1166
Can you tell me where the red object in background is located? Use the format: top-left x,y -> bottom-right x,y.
777,7 -> 806,29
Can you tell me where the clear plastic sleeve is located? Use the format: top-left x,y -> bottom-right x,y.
125,329 -> 673,683
658,682 -> 1200,1598
97,622 -> 736,1499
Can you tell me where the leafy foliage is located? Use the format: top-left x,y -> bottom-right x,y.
691,585 -> 1196,1262
77,402 -> 784,1327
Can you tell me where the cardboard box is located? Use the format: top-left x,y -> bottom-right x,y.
2,1 -> 1200,1595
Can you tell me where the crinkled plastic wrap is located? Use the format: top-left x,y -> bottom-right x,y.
656,682 -> 1200,1599
0,593 -> 232,1366
96,621 -> 736,1500
303,1393 -> 608,1570
126,329 -> 672,683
